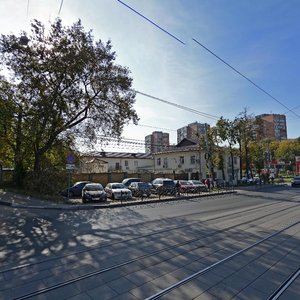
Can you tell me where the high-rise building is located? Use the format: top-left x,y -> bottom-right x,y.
177,122 -> 209,144
255,114 -> 287,141
145,131 -> 169,153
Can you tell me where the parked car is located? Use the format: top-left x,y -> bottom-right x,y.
122,178 -> 141,188
291,176 -> 300,187
60,181 -> 90,197
151,178 -> 176,195
188,180 -> 207,192
129,182 -> 151,197
82,183 -> 107,203
105,183 -> 132,200
175,180 -> 195,193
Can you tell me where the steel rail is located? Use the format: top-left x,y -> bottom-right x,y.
267,267 -> 300,300
1,198 -> 279,274
10,203 -> 300,299
145,219 -> 300,300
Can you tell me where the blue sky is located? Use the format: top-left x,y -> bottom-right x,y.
1,0 -> 299,151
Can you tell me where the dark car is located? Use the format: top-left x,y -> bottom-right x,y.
129,182 -> 151,197
151,178 -> 176,195
122,178 -> 141,188
60,181 -> 90,197
291,176 -> 300,187
82,183 -> 107,203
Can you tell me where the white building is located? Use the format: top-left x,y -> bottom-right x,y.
152,139 -> 240,182
80,151 -> 153,173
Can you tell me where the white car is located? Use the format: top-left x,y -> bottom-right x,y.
105,183 -> 132,200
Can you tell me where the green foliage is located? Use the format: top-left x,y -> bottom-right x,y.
0,18 -> 138,187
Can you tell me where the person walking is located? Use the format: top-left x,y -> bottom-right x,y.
176,180 -> 181,196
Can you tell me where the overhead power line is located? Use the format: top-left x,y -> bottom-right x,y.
116,0 -> 185,45
192,38 -> 300,120
58,0 -> 64,15
114,1 -> 299,119
134,90 -> 220,121
129,122 -> 177,132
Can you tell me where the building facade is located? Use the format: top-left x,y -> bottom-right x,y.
177,122 -> 209,144
80,152 -> 153,173
256,114 -> 287,141
145,131 -> 170,153
152,146 -> 240,182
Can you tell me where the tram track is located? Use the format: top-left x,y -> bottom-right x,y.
0,199 -> 290,275
4,201 -> 300,300
146,219 -> 300,300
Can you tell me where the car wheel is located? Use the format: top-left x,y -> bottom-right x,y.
112,193 -> 115,200
82,197 -> 87,203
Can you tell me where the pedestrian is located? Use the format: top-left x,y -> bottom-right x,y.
205,178 -> 211,191
176,180 -> 180,195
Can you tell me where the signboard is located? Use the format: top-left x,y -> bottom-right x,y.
66,164 -> 75,170
67,153 -> 75,164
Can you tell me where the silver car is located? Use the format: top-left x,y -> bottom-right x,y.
105,183 -> 132,200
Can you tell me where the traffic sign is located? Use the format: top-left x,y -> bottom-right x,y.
66,164 -> 75,170
67,153 -> 75,164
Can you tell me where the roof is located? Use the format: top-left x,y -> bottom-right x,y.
82,151 -> 153,159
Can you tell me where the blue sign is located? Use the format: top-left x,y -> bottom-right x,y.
67,153 -> 75,164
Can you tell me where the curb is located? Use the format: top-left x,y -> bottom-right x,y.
0,190 -> 236,210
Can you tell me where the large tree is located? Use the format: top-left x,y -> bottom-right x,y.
0,19 -> 138,180
215,117 -> 238,181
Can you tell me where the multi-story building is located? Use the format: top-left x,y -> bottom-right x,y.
255,114 -> 287,141
152,143 -> 240,182
177,122 -> 210,144
145,131 -> 170,153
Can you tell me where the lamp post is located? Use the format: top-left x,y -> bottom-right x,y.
20,35 -> 29,46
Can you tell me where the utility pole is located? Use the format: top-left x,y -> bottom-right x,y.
204,123 -> 211,178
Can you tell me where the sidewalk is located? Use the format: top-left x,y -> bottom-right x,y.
0,188 -> 236,210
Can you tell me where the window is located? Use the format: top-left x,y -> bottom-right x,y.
163,158 -> 168,168
179,156 -> 184,164
115,162 -> 120,170
125,160 -> 128,167
157,158 -> 161,166
190,155 -> 196,164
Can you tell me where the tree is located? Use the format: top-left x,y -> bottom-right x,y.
0,19 -> 138,184
235,109 -> 256,179
215,117 -> 238,181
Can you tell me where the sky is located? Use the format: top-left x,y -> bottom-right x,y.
0,0 -> 299,152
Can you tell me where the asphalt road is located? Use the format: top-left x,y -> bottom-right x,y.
0,185 -> 300,299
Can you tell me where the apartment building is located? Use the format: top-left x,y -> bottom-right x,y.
177,122 -> 209,144
256,114 -> 287,141
145,131 -> 170,153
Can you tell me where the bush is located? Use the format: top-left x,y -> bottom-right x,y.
24,170 -> 67,196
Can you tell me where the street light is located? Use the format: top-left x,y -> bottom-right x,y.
19,35 -> 29,46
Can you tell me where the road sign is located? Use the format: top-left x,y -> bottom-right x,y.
67,153 -> 75,164
66,164 -> 75,170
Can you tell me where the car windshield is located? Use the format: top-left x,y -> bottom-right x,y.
190,180 -> 202,185
85,184 -> 103,191
112,183 -> 125,189
137,183 -> 150,188
163,180 -> 175,186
